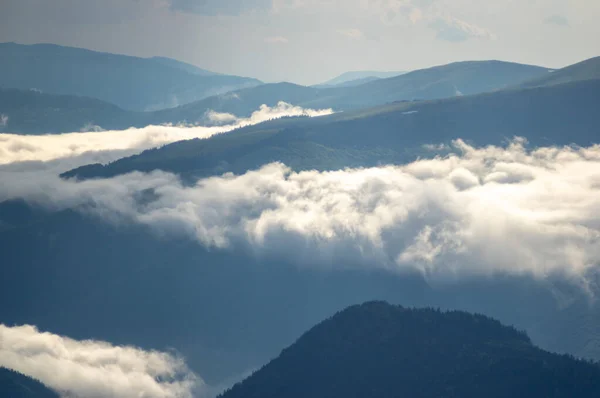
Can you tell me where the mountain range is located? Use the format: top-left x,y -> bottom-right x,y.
0,42 -> 261,111
64,77 -> 600,180
0,45 -> 560,134
313,70 -> 407,88
2,42 -> 600,396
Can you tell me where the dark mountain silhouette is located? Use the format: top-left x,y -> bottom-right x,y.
0,367 -> 58,398
0,42 -> 261,111
221,302 -> 600,398
64,78 -> 600,180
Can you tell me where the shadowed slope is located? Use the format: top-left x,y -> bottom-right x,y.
221,302 -> 600,398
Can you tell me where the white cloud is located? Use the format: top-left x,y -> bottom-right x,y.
0,114 -> 8,129
337,28 -> 365,39
204,110 -> 240,125
430,15 -> 496,42
0,102 -> 333,166
3,138 -> 600,290
359,0 -> 494,41
264,36 -> 290,43
0,324 -> 200,398
79,123 -> 105,133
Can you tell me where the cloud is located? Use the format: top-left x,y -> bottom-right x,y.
3,138 -> 600,290
169,0 -> 272,15
264,36 -> 290,44
430,16 -> 495,42
337,28 -> 365,39
0,102 -> 333,167
545,14 -> 569,27
362,0 -> 494,41
0,114 -> 8,129
0,324 -> 200,398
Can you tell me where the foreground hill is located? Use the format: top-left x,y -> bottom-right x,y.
221,302 -> 600,398
0,368 -> 58,398
0,42 -> 261,111
65,78 -> 600,180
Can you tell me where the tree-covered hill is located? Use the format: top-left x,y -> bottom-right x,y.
221,301 -> 600,398
64,78 -> 600,180
0,368 -> 58,398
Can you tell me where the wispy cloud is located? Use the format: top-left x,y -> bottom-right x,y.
264,36 -> 290,44
0,102 -> 333,166
0,324 -> 200,398
337,28 -> 365,39
430,16 -> 496,42
362,0 -> 494,41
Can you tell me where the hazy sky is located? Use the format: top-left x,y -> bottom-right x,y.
1,0 -> 599,84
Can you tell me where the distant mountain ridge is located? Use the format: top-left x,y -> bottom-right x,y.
65,78 -> 600,180
517,56 -> 600,88
0,42 -> 261,111
0,87 -> 143,134
313,76 -> 383,88
2,55 -> 594,135
315,70 -> 406,87
149,56 -> 220,76
220,301 -> 600,398
149,59 -> 552,122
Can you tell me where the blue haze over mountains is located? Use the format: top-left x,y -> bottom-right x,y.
0,42 -> 261,111
1,41 -> 600,397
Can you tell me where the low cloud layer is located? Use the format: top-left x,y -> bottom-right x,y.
0,102 -> 333,166
0,324 -> 200,398
3,138 -> 600,289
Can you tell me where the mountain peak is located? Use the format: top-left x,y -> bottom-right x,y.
221,301 -> 600,398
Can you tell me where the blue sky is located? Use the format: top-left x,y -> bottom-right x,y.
1,0 -> 598,84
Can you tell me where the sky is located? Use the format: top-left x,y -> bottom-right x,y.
0,0 -> 599,84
